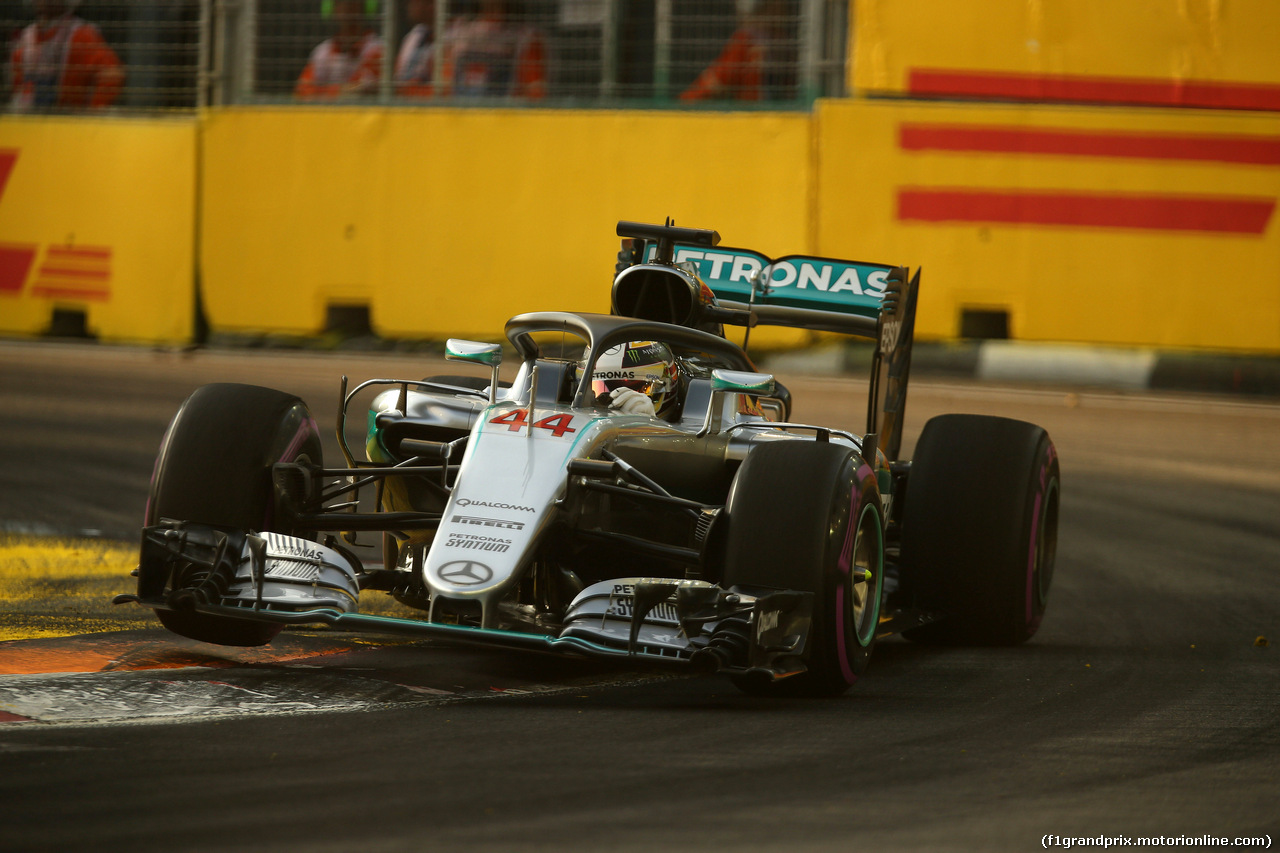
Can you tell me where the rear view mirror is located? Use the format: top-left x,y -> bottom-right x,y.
445,339 -> 502,367
445,339 -> 503,403
699,369 -> 777,435
710,369 -> 775,396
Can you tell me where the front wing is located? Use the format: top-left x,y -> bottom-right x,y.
117,521 -> 819,682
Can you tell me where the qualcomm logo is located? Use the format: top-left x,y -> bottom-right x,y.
455,498 -> 536,513
437,560 -> 494,586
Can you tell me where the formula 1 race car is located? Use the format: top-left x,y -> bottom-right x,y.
116,220 -> 1060,696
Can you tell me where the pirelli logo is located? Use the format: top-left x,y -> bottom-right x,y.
452,514 -> 525,531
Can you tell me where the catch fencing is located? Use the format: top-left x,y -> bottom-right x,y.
3,0 -> 849,111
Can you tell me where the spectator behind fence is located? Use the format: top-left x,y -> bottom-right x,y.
439,0 -> 545,99
10,0 -> 122,112
295,0 -> 384,99
680,0 -> 792,103
395,0 -> 435,96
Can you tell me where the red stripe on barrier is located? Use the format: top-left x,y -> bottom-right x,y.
45,246 -> 111,259
897,188 -> 1275,234
36,266 -> 111,280
899,124 -> 1280,165
907,68 -> 1280,112
0,244 -> 37,293
0,149 -> 17,199
29,284 -> 111,300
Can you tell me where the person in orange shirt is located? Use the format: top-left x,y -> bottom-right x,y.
295,0 -> 384,99
438,0 -> 545,100
9,0 -> 123,111
680,0 -> 791,103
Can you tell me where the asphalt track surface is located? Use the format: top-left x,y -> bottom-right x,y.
0,341 -> 1276,853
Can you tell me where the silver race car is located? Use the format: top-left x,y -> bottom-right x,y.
117,220 -> 1060,696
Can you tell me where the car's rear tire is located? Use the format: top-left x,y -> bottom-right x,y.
900,414 -> 1059,645
146,383 -> 324,646
721,441 -> 883,697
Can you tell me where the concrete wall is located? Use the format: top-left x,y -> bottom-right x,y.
199,107 -> 813,343
815,99 -> 1280,351
853,0 -> 1280,110
0,117 -> 196,344
3,89 -> 1278,353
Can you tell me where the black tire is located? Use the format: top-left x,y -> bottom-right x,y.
721,441 -> 884,697
145,383 -> 324,646
900,414 -> 1060,645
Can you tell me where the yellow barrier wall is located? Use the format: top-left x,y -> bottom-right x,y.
853,0 -> 1280,108
814,99 -> 1280,351
6,103 -> 1278,354
0,117 -> 196,344
201,107 -> 813,342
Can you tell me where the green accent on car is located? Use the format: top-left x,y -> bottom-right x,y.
711,369 -> 775,395
855,500 -> 885,648
367,409 -> 393,463
445,339 -> 503,366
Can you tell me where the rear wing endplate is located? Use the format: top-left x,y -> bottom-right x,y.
867,267 -> 920,462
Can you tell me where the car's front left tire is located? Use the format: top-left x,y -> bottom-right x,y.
720,441 -> 884,697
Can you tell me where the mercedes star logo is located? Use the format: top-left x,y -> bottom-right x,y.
438,560 -> 494,586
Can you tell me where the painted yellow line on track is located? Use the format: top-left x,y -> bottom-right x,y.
0,535 -> 143,642
0,534 -> 431,677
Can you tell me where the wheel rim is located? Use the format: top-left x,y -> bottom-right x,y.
848,502 -> 883,647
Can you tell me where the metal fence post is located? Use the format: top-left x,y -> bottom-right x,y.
235,0 -> 257,102
432,0 -> 448,95
799,0 -> 822,104
380,0 -> 395,103
199,0 -> 213,107
601,0 -> 619,100
654,0 -> 671,102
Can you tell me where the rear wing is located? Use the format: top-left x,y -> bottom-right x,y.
641,243 -> 889,334
617,221 -> 920,461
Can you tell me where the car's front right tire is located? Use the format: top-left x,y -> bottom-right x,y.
145,383 -> 323,646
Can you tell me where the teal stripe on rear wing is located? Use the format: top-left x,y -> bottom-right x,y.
643,243 -> 893,321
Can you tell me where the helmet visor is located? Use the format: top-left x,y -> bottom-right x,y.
591,377 -> 659,399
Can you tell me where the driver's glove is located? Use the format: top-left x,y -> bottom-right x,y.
608,387 -> 656,417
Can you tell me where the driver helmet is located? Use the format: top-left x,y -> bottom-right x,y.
590,341 -> 680,419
